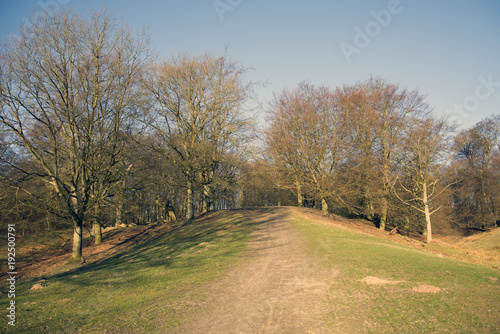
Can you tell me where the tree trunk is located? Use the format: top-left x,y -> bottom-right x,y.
93,222 -> 102,244
202,184 -> 210,213
115,202 -> 123,227
321,198 -> 328,214
115,165 -> 132,227
93,206 -> 103,244
363,185 -> 375,220
186,178 -> 194,220
296,179 -> 303,207
423,185 -> 432,243
379,197 -> 388,230
166,202 -> 177,222
366,201 -> 374,221
46,216 -> 52,232
115,203 -> 123,227
202,198 -> 208,213
424,206 -> 432,243
72,221 -> 83,260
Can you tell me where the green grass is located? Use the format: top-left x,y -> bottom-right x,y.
292,214 -> 500,334
0,211 -> 253,333
462,228 -> 500,252
3,209 -> 499,333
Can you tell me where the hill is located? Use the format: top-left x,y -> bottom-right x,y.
1,207 -> 499,333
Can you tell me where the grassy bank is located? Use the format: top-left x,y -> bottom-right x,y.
0,211 -> 253,333
292,213 -> 500,333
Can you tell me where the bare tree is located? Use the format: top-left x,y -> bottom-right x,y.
264,89 -> 307,207
143,53 -> 253,219
394,116 -> 454,242
0,10 -> 149,259
336,82 -> 380,219
335,78 -> 431,229
265,81 -> 350,214
237,159 -> 296,207
370,80 -> 431,229
452,115 -> 500,229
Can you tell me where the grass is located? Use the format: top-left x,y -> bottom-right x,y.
0,211 -> 253,333
2,208 -> 499,333
460,228 -> 500,252
291,214 -> 500,333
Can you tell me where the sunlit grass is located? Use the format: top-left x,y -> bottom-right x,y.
0,211 -> 253,333
292,214 -> 500,333
3,209 -> 498,333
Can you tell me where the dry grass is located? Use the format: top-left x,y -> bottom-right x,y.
0,211 -> 254,333
457,228 -> 500,251
291,207 -> 500,269
291,208 -> 500,333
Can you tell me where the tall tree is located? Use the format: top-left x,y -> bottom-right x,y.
452,115 -> 500,229
394,117 -> 453,242
143,53 -> 253,219
336,82 -> 380,219
370,79 -> 431,230
265,81 -> 350,214
337,78 -> 431,229
0,10 -> 149,259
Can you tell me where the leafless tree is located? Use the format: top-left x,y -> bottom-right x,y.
143,53 -> 253,219
0,10 -> 150,259
452,115 -> 500,229
394,116 -> 454,242
265,81 -> 350,214
330,78 -> 432,230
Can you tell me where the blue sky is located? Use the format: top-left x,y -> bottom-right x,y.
1,0 -> 499,128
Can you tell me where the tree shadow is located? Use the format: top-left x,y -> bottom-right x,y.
25,209 -> 262,290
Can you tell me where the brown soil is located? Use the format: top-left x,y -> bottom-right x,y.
412,285 -> 442,293
361,276 -> 402,285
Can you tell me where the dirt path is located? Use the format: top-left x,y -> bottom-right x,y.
180,207 -> 337,333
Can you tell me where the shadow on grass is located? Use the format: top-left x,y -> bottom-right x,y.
16,209 -> 280,292
1,207 -> 290,297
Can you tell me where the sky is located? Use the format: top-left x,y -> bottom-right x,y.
0,0 -> 499,129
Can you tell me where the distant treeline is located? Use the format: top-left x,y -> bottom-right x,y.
240,79 -> 500,243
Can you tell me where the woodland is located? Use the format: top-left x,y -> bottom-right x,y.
1,10 -> 499,260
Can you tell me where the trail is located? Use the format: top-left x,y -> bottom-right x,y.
180,207 -> 337,334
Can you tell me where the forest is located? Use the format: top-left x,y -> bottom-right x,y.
1,10 -> 499,260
